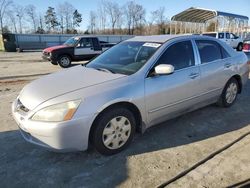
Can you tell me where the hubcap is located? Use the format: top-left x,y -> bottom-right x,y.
60,57 -> 70,66
225,82 -> 237,104
102,116 -> 131,150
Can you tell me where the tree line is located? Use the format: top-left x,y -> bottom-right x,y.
0,0 -> 82,34
0,0 -> 220,35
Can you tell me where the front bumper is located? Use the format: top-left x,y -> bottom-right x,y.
12,99 -> 94,152
42,52 -> 57,63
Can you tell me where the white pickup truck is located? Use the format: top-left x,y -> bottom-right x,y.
202,32 -> 243,51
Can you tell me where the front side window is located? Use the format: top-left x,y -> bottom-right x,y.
218,33 -> 224,39
86,41 -> 161,75
155,41 -> 195,70
195,40 -> 222,63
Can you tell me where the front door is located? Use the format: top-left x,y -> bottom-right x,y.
145,40 -> 201,126
74,38 -> 99,60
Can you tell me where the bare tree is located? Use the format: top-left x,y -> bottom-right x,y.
7,9 -> 17,33
25,4 -> 38,32
125,1 -> 145,35
89,11 -> 97,34
97,1 -> 107,32
39,14 -> 44,31
0,0 -> 12,33
57,2 -> 75,33
151,7 -> 167,34
104,0 -> 123,34
134,4 -> 146,34
15,4 -> 25,34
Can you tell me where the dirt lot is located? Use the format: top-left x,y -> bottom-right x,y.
0,51 -> 250,188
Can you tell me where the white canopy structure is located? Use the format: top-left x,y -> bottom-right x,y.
170,7 -> 249,37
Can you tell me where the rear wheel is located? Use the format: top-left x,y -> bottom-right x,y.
58,55 -> 71,68
92,107 -> 136,155
237,43 -> 243,51
217,78 -> 239,107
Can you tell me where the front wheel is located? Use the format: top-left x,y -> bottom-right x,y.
92,108 -> 136,155
217,78 -> 239,107
58,55 -> 71,68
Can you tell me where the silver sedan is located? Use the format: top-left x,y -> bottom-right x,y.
12,35 -> 249,155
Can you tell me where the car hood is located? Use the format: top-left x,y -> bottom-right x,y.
43,45 -> 68,52
19,66 -> 126,110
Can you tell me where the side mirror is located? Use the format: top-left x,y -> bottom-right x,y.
76,43 -> 80,48
154,64 -> 175,75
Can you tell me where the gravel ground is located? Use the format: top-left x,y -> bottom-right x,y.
0,51 -> 250,188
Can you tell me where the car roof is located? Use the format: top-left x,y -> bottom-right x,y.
126,34 -> 216,43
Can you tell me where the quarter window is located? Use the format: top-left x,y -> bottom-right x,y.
155,41 -> 195,70
195,40 -> 222,63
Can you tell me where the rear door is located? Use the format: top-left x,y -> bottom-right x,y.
194,40 -> 231,101
145,40 -> 201,126
230,33 -> 238,48
225,32 -> 232,47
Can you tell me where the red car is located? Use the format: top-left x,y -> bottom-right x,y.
243,33 -> 250,53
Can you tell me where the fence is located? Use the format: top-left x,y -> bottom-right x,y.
1,33 -> 134,52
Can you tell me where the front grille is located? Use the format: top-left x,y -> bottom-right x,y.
16,99 -> 29,113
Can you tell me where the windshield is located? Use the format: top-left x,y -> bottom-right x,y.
64,37 -> 79,46
86,41 -> 161,75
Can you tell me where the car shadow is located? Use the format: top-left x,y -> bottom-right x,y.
1,79 -> 250,188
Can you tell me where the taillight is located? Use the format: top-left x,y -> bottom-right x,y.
243,43 -> 250,51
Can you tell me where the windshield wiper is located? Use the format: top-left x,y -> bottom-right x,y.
96,68 -> 115,74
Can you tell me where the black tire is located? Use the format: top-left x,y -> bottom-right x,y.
57,55 -> 71,68
217,77 -> 239,107
50,61 -> 58,65
92,107 -> 136,155
237,43 -> 243,51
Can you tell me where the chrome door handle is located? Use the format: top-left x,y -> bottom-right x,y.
224,63 -> 231,68
189,73 -> 199,79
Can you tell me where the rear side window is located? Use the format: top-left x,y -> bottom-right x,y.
156,41 -> 195,70
226,33 -> 230,39
195,40 -> 222,64
221,47 -> 230,59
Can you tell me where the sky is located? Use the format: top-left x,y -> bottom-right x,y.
12,0 -> 250,30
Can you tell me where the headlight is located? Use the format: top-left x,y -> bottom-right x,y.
31,100 -> 81,122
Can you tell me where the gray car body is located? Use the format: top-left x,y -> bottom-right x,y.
12,35 -> 249,151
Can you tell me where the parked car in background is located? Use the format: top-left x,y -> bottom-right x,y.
243,33 -> 250,53
42,36 -> 115,68
13,35 -> 249,155
243,33 -> 250,66
202,32 -> 243,51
